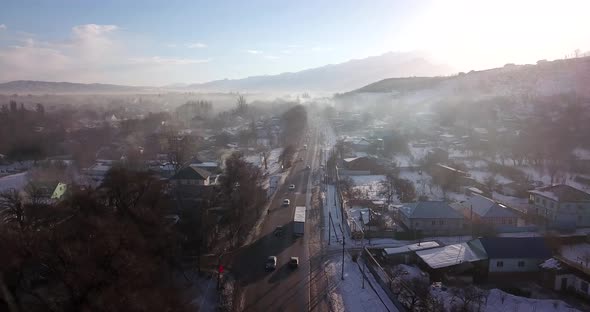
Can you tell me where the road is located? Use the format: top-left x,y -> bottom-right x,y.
232,121 -> 331,312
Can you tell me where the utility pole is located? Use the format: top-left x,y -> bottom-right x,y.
470,204 -> 474,237
341,235 -> 345,280
328,212 -> 332,245
361,230 -> 366,289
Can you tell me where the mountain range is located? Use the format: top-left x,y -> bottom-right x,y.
0,51 -> 454,94
187,52 -> 454,92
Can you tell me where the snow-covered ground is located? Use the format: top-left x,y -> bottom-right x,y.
322,146 -> 399,311
0,171 -> 28,193
325,253 -> 398,312
177,271 -> 218,312
350,175 -> 386,200
431,287 -> 581,312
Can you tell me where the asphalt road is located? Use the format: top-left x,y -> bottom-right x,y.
232,123 -> 330,312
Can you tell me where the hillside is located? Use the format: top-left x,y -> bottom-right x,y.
188,51 -> 454,93
0,80 -> 151,94
350,56 -> 590,98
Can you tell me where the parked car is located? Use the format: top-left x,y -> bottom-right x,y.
289,257 -> 299,268
289,184 -> 296,191
266,256 -> 277,271
274,226 -> 284,236
282,199 -> 290,206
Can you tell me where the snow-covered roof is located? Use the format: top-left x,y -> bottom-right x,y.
383,241 -> 440,255
294,206 -> 305,222
416,241 -> 487,269
193,162 -> 218,168
540,258 -> 563,270
529,184 -> 590,202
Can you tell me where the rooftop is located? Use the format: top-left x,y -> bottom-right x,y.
416,240 -> 487,269
529,184 -> 590,202
171,166 -> 211,180
466,194 -> 517,218
477,237 -> 551,259
383,241 -> 440,256
399,201 -> 464,219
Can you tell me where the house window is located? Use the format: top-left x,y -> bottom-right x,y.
582,281 -> 589,293
518,261 -> 525,267
551,202 -> 555,209
542,199 -> 546,206
432,220 -> 436,225
496,261 -> 504,267
535,197 -> 540,203
439,220 -> 444,225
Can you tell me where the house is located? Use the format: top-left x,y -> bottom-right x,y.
340,156 -> 385,175
189,158 -> 220,173
415,240 -> 488,282
478,237 -> 552,277
170,166 -> 211,186
382,241 -> 441,264
460,194 -> 518,228
398,201 -> 465,235
528,184 -> 590,227
541,243 -> 590,298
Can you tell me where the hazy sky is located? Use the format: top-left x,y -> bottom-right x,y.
1,0 -> 589,85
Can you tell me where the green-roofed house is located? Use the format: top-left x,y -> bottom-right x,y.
399,201 -> 465,235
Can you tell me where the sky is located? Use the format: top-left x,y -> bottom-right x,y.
1,0 -> 589,86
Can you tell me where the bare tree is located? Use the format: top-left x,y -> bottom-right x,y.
450,285 -> 488,312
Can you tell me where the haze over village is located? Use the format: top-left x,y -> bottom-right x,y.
2,1 -> 590,312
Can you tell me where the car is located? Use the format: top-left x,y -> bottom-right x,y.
306,165 -> 310,170
266,256 -> 277,271
288,184 -> 295,191
289,257 -> 299,268
274,226 -> 284,236
282,199 -> 290,206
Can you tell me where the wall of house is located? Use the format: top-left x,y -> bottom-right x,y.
406,218 -> 464,235
488,258 -> 543,273
555,273 -> 590,296
529,193 -> 590,227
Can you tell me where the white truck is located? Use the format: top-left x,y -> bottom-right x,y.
293,206 -> 306,237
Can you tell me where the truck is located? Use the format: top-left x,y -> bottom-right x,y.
293,206 -> 306,237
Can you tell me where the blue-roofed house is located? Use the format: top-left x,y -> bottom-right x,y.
478,237 -> 552,276
460,194 -> 518,228
398,201 -> 465,235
